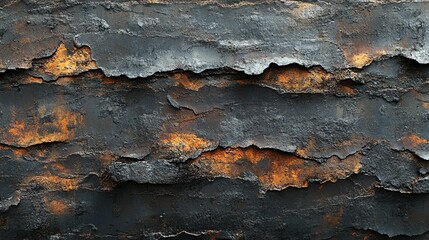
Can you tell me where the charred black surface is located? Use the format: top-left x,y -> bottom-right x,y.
1,0 -> 429,239
0,69 -> 426,237
2,176 -> 429,239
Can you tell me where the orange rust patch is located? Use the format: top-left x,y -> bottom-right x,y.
22,175 -> 79,191
191,147 -> 361,190
402,134 -> 429,149
344,50 -> 387,69
350,53 -> 372,68
261,65 -> 332,93
20,76 -> 43,84
10,148 -> 27,159
172,72 -> 206,91
338,85 -> 356,95
337,14 -> 387,69
55,76 -> 76,85
45,198 -> 69,215
4,106 -> 82,147
33,42 -> 97,78
159,133 -> 214,159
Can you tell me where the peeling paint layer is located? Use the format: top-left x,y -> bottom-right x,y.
190,147 -> 362,190
2,105 -> 82,148
32,43 -> 97,80
1,1 -> 429,76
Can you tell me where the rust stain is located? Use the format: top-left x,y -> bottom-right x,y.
55,72 -> 121,87
336,15 -> 387,69
23,175 -> 79,191
10,148 -> 27,159
169,72 -> 232,90
45,198 -> 69,215
159,133 -> 215,159
4,105 -> 82,147
55,76 -> 76,85
344,50 -> 386,69
191,147 -> 362,190
261,65 -> 332,93
49,163 -> 70,175
350,53 -> 372,68
336,77 -> 360,96
33,42 -> 97,78
20,76 -> 44,84
401,133 -> 428,149
0,143 -> 59,162
99,152 -> 118,167
295,137 -> 317,158
339,85 -> 356,95
172,72 -> 206,91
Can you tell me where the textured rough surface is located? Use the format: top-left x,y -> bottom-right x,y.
1,0 -> 429,239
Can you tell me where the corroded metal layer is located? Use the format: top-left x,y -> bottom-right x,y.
1,1 -> 429,239
2,1 -> 429,76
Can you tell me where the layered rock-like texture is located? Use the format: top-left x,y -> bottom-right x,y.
1,0 -> 429,239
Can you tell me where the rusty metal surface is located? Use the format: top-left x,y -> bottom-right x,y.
1,0 -> 429,239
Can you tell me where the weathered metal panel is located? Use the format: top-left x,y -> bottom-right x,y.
0,0 -> 429,239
